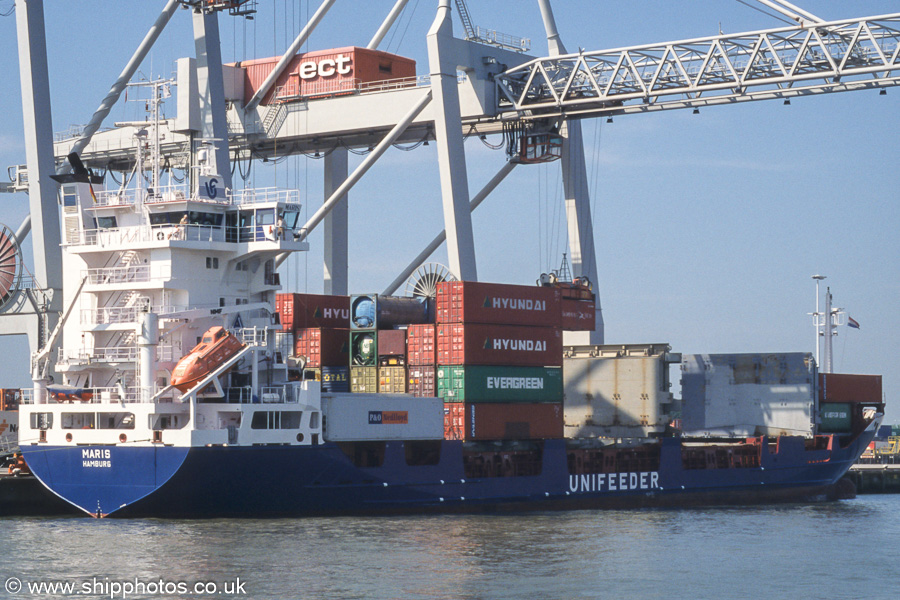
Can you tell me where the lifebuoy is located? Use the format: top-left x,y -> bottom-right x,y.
157,231 -> 165,240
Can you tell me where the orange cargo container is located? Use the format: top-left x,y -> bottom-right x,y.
561,298 -> 595,331
237,47 -> 416,105
443,403 -> 564,441
407,324 -> 436,366
294,328 -> 350,368
275,293 -> 349,331
819,373 -> 883,404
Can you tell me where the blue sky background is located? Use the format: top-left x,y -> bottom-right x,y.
0,1 -> 897,421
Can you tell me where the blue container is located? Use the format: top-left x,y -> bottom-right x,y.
349,294 -> 430,329
321,366 -> 350,392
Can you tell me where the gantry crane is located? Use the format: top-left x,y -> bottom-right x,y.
3,0 -> 900,356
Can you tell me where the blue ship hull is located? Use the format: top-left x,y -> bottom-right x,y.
21,427 -> 875,518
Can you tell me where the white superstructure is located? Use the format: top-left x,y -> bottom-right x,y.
20,127 -> 326,449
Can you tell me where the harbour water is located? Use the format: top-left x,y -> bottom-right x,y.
1,496 -> 898,599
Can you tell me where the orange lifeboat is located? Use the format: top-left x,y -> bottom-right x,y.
171,326 -> 245,393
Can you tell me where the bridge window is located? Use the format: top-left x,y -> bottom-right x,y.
30,413 -> 54,430
95,216 -> 118,229
148,414 -> 186,430
250,411 -> 303,429
97,412 -> 135,430
61,413 -> 93,429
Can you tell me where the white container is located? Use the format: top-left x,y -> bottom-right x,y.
322,394 -> 444,442
681,352 -> 816,438
563,343 -> 679,439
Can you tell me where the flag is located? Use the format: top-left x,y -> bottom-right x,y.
848,316 -> 860,329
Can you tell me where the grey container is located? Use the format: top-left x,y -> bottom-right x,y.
563,343 -> 680,439
681,352 -> 816,438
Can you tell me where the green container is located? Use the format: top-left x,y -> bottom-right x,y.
350,366 -> 378,393
819,402 -> 852,433
350,330 -> 377,366
436,365 -> 563,403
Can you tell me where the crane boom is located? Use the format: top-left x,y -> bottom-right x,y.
496,13 -> 900,119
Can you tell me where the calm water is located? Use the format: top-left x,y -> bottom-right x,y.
1,496 -> 899,599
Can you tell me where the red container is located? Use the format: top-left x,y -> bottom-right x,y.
436,281 -> 561,327
443,403 -> 564,441
408,366 -> 436,397
276,293 -> 349,330
377,329 -> 407,357
293,328 -> 350,368
436,323 -> 563,367
561,298 -> 596,331
819,373 -> 883,404
238,47 -> 417,105
407,324 -> 436,366
557,281 -> 594,301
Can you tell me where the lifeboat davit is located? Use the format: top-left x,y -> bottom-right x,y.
171,326 -> 245,393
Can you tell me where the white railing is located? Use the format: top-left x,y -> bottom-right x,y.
59,343 -> 180,365
82,304 -> 148,325
70,224 -> 228,247
357,75 -> 421,94
69,222 -> 305,248
22,382 -> 304,405
92,184 -> 302,209
229,187 -> 301,206
94,186 -> 196,207
22,386 -> 180,405
84,265 -> 152,285
237,326 -> 269,346
80,304 -> 194,326
472,26 -> 530,52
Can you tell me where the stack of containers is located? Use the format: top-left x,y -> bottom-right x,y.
276,293 -> 351,392
435,281 -> 565,441
349,294 -> 430,394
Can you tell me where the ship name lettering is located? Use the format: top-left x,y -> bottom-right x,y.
82,449 -> 111,460
487,377 -> 544,390
491,339 -> 546,352
568,472 -> 659,493
491,298 -> 546,312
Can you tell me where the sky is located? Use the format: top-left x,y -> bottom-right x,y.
0,1 -> 897,421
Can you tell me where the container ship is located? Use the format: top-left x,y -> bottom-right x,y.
5,1 -> 892,518
13,161 -> 883,517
